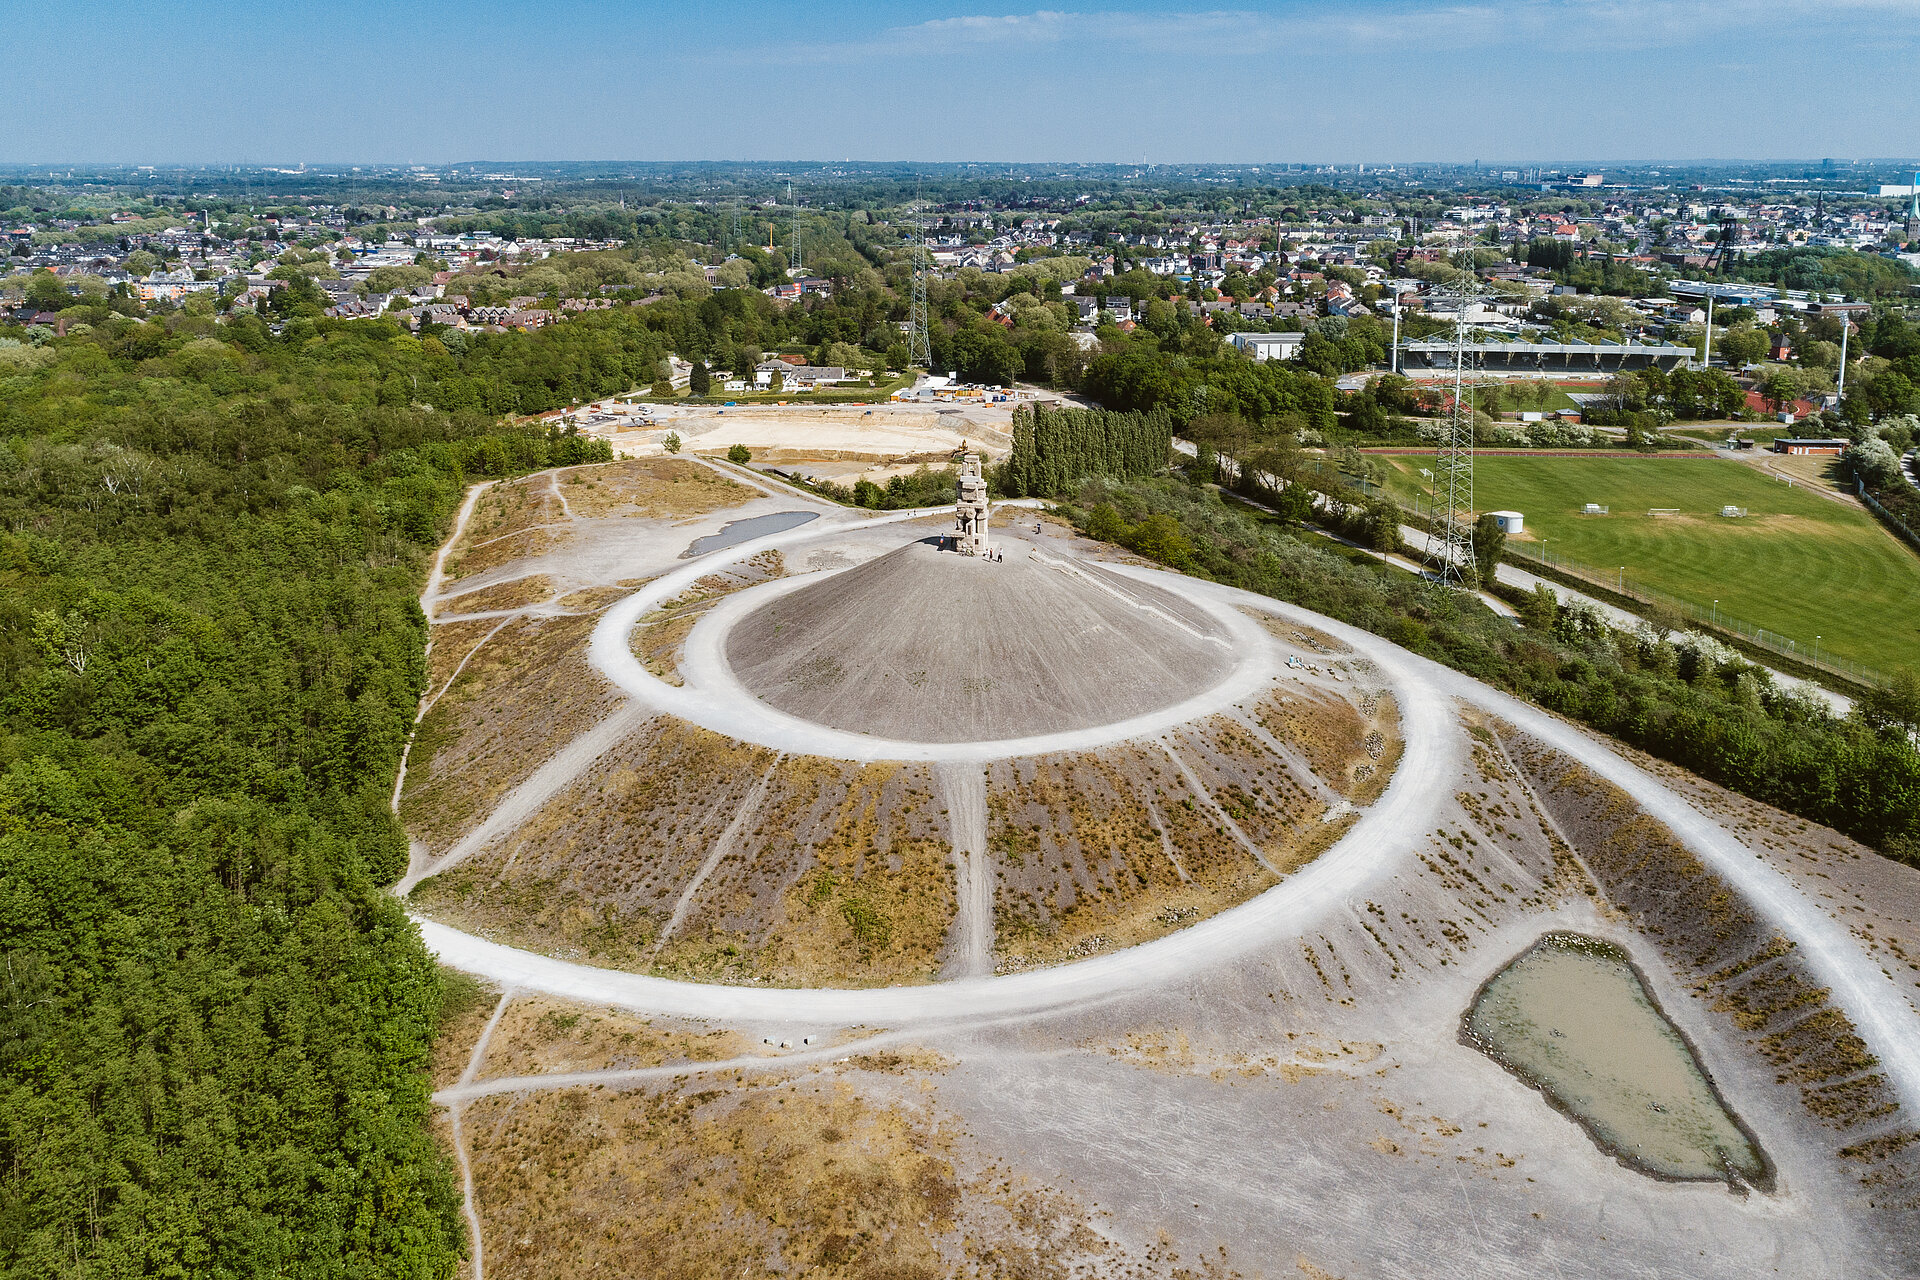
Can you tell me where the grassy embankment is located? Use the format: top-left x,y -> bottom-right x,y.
1372,453 -> 1920,669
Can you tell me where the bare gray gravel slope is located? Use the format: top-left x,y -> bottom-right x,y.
725,538 -> 1232,742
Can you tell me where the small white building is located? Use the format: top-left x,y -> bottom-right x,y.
1486,510 -> 1525,534
1227,331 -> 1307,362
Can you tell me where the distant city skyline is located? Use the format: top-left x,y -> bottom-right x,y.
6,0 -> 1918,165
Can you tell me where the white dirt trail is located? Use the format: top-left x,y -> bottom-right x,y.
410,511 -> 1920,1119
449,987 -> 513,1280
393,481 -> 494,817
416,569 -> 1454,1027
937,763 -> 995,978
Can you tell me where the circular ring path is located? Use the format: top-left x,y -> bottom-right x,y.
417,505 -> 1920,1113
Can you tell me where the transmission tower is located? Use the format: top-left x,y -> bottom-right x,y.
788,182 -> 802,275
1429,278 -> 1486,589
906,204 -> 932,370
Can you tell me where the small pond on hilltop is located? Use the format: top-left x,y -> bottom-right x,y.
1463,932 -> 1770,1189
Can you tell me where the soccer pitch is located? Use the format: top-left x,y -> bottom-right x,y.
1376,453 -> 1920,671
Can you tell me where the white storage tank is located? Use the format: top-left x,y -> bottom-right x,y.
1487,510 -> 1525,534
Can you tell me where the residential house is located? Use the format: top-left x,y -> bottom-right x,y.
754,360 -> 847,390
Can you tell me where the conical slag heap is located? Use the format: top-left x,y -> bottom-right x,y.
724,539 -> 1234,742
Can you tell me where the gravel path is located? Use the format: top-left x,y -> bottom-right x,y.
408,492 -> 1920,1132
418,570 -> 1455,1026
588,511 -> 1277,764
937,763 -> 995,978
418,547 -> 1920,1116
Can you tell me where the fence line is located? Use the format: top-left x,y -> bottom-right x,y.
1496,538 -> 1886,688
1394,491 -> 1886,687
1225,449 -> 1886,688
1858,478 -> 1920,556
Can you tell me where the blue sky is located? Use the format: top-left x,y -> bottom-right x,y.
5,0 -> 1917,164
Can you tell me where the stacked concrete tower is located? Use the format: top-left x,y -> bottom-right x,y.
954,453 -> 990,556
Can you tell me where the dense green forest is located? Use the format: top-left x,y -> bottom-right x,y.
0,313 -> 644,1277
1068,475 -> 1920,859
1722,246 -> 1920,300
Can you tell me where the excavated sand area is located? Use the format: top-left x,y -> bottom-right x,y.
726,538 -> 1235,742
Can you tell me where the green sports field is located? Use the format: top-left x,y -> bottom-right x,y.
1374,454 -> 1920,670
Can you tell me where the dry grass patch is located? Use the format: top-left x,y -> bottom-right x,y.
632,611 -> 700,685
412,718 -> 778,969
709,761 -> 957,987
422,744 -> 959,989
1351,691 -> 1400,804
425,617 -> 506,694
399,611 -> 621,853
437,574 -> 556,616
550,584 -> 628,611
988,744 -> 1291,972
557,456 -> 751,518
1254,689 -> 1374,795
460,1075 -> 1163,1280
445,527 -> 560,583
446,478 -> 566,581
475,996 -> 748,1080
430,967 -> 502,1090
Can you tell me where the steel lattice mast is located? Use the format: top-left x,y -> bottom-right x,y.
790,204 -> 802,275
1432,279 -> 1483,589
906,204 -> 933,371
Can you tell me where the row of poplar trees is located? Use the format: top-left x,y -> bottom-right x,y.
993,403 -> 1173,498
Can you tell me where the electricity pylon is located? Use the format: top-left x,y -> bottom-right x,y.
906,204 -> 932,370
788,182 -> 802,275
1427,277 -> 1487,589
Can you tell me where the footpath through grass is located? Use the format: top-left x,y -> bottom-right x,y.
1375,454 -> 1920,670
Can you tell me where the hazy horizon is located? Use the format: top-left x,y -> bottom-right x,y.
8,0 -> 1918,167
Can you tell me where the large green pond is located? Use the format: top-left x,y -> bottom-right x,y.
1463,932 -> 1770,1187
